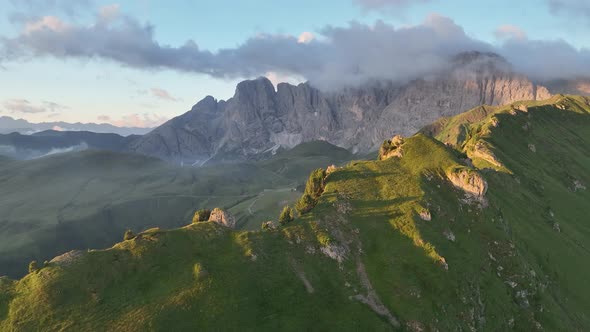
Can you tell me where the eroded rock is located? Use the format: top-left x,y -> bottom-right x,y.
447,167 -> 488,204
379,135 -> 404,160
208,208 -> 236,228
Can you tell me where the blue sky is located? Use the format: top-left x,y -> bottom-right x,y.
0,0 -> 588,127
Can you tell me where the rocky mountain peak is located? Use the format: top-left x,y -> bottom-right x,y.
191,95 -> 218,112
128,52 -> 585,165
235,77 -> 276,102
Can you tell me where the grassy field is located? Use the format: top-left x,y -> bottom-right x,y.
1,95 -> 589,331
0,141 -> 354,278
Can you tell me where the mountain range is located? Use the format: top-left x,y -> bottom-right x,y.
128,52 -> 588,164
0,116 -> 153,136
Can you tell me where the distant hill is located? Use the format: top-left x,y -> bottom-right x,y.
0,141 -> 353,278
1,96 -> 588,330
0,116 -> 153,136
0,130 -> 139,159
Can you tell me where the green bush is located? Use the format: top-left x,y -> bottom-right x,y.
123,229 -> 136,241
305,168 -> 326,199
28,260 -> 38,273
192,209 -> 212,223
295,168 -> 327,215
279,206 -> 294,225
295,193 -> 316,215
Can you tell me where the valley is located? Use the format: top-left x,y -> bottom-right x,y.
0,141 -> 353,278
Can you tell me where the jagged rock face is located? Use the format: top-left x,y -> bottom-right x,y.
128,53 -> 556,163
208,208 -> 236,228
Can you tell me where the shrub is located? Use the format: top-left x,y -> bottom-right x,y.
295,193 -> 316,215
295,168 -> 327,216
28,260 -> 38,273
279,206 -> 294,225
192,209 -> 212,223
305,168 -> 326,199
124,229 -> 136,241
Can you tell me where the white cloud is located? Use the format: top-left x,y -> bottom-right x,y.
2,99 -> 68,113
265,71 -> 305,88
494,25 -> 527,40
297,31 -> 315,44
99,4 -> 120,21
97,113 -> 168,128
24,16 -> 68,34
150,88 -> 179,102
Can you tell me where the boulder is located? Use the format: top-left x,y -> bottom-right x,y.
208,208 -> 236,228
447,167 -> 488,204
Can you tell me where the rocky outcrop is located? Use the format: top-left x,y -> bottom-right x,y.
128,52 -> 562,164
49,250 -> 84,267
447,167 -> 488,204
379,135 -> 404,160
208,208 -> 236,228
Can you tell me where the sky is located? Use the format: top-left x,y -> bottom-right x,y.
0,0 -> 588,127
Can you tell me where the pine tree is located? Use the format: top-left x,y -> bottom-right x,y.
28,260 -> 38,273
279,206 -> 294,225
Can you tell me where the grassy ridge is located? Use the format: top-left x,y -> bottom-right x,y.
1,96 -> 590,330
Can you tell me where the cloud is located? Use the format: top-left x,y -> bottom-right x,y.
265,71 -> 305,88
498,38 -> 590,82
98,4 -> 120,21
1,7 -> 589,89
150,88 -> 179,102
548,0 -> 590,21
24,16 -> 68,34
97,113 -> 167,128
297,32 -> 315,44
494,24 -> 527,41
9,0 -> 94,17
2,99 -> 68,113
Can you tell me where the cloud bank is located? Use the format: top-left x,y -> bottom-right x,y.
1,5 -> 589,90
2,99 -> 68,114
548,0 -> 590,21
97,113 -> 168,128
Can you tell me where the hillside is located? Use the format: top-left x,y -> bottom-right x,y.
0,142 -> 353,278
1,96 -> 589,330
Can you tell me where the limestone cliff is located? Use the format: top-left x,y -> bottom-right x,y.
128,52 -> 558,164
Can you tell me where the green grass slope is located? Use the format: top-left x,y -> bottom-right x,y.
1,96 -> 590,331
0,142 -> 353,278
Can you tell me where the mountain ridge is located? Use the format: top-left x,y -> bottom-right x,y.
0,116 -> 154,136
129,52 -> 564,164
